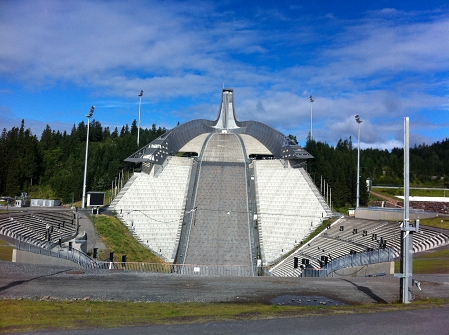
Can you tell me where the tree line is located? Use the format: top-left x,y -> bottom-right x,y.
305,137 -> 449,209
0,120 -> 447,208
0,120 -> 166,203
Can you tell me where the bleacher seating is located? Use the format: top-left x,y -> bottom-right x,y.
0,210 -> 77,248
111,156 -> 193,262
270,216 -> 449,277
254,160 -> 332,265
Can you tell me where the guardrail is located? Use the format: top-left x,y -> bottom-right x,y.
64,261 -> 257,276
1,233 -> 94,267
301,248 -> 395,277
2,233 -> 260,276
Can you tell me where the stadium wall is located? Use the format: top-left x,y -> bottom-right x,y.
12,249 -> 80,267
327,261 -> 394,278
355,208 -> 437,220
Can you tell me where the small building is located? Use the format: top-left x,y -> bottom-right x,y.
31,199 -> 61,207
14,199 -> 30,207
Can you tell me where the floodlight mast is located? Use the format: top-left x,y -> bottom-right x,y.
355,114 -> 363,208
137,90 -> 144,147
309,96 -> 314,140
82,106 -> 95,209
401,117 -> 413,303
393,117 -> 420,303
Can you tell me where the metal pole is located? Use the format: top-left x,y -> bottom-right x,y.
400,116 -> 413,303
323,179 -> 326,198
355,115 -> 363,208
356,122 -> 361,208
309,96 -> 314,140
82,106 -> 95,209
137,90 -> 144,147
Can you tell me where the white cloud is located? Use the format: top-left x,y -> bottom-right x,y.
0,1 -> 447,149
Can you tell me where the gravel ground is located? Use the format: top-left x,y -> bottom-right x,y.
1,261 -> 448,305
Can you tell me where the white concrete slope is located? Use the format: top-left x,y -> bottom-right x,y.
112,156 -> 192,262
254,160 -> 331,265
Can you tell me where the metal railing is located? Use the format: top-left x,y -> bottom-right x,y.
87,263 -> 256,276
2,233 -> 93,267
4,233 -> 261,276
301,248 -> 395,277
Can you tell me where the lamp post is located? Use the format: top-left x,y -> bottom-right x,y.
82,106 -> 95,209
137,90 -> 144,147
355,114 -> 363,208
309,95 -> 314,140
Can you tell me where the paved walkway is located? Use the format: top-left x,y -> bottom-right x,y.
1,261 -> 448,305
77,209 -> 106,254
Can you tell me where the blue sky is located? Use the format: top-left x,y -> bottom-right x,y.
1,0 -> 448,150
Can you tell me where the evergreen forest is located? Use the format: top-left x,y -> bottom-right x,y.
305,137 -> 449,209
0,120 -> 166,204
0,120 -> 447,208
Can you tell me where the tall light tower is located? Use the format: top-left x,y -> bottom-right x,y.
82,106 -> 95,209
137,90 -> 144,147
355,114 -> 363,208
309,95 -> 314,140
395,116 -> 419,303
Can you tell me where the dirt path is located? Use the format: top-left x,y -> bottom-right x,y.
370,191 -> 400,206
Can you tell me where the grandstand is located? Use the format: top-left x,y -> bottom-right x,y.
270,216 -> 449,277
112,156 -> 192,262
254,160 -> 332,265
0,210 -> 77,249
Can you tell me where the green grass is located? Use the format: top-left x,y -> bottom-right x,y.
302,218 -> 334,244
394,248 -> 449,274
91,215 -> 165,264
393,215 -> 449,274
419,217 -> 449,230
1,299 -> 448,334
413,248 -> 449,274
0,239 -> 13,261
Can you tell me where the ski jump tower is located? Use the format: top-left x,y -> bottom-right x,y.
113,89 -> 331,275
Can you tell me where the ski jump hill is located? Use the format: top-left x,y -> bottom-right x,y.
110,88 -> 332,275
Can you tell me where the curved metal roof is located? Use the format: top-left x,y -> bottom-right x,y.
125,89 -> 313,164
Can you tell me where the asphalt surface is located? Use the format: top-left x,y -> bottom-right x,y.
1,261 -> 448,305
1,261 -> 449,334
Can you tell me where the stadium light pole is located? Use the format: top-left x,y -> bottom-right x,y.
82,106 -> 95,209
309,95 -> 314,140
137,90 -> 144,147
355,114 -> 363,208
